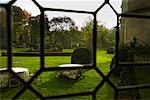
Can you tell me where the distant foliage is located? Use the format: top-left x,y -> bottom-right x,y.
81,18 -> 115,49
12,6 -> 31,47
1,5 -> 115,51
29,15 -> 50,49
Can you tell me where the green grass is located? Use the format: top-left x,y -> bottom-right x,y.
0,50 -> 115,100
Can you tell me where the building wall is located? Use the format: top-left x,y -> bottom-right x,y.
128,0 -> 150,12
121,0 -> 150,44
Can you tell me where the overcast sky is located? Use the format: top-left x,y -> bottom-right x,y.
1,0 -> 122,29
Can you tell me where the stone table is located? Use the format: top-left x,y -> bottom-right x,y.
0,67 -> 29,88
57,64 -> 83,79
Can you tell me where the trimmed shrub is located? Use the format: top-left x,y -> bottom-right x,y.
1,52 -> 72,56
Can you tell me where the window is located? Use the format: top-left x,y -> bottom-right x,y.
0,0 -> 150,99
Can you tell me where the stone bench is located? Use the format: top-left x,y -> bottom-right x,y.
0,67 -> 29,88
57,64 -> 83,79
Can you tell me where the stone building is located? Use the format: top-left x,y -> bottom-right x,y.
121,0 -> 150,44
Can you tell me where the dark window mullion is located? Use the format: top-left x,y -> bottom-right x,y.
92,13 -> 97,67
114,15 -> 120,100
40,10 -> 45,69
115,15 -> 120,69
92,13 -> 97,100
6,6 -> 12,69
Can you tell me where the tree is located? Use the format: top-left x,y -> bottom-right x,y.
47,16 -> 79,50
108,27 -> 116,47
29,14 -> 50,49
12,6 -> 31,47
81,18 -> 93,48
97,24 -> 111,48
49,16 -> 76,31
29,15 -> 40,49
81,18 -> 112,49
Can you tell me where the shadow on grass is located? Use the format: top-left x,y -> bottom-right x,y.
38,77 -> 79,89
32,71 -> 82,96
35,72 -> 80,90
0,87 -> 21,99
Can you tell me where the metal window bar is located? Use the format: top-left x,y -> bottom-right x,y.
0,0 -> 150,100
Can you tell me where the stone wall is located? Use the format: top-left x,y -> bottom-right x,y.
121,0 -> 150,61
128,0 -> 150,12
121,0 -> 150,44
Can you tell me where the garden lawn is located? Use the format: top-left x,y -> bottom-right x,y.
0,50 -> 115,100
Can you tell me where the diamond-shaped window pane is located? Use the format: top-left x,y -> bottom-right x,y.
11,0 -> 41,79
96,4 -> 116,76
44,11 -> 93,67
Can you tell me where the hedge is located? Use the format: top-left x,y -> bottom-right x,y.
1,52 -> 72,56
